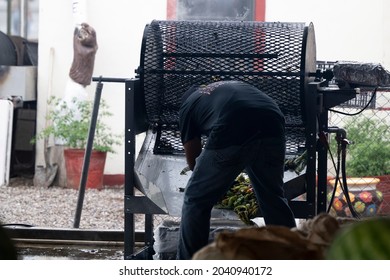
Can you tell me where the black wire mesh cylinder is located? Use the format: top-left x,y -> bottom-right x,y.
138,20 -> 316,155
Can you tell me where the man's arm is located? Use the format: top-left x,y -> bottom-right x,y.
183,137 -> 202,171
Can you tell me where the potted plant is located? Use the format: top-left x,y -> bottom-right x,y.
33,96 -> 121,189
329,116 -> 390,216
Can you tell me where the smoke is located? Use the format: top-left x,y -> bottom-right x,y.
176,0 -> 253,21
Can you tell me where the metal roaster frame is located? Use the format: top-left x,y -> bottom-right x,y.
94,20 -> 358,260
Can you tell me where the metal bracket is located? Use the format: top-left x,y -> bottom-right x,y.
125,196 -> 166,215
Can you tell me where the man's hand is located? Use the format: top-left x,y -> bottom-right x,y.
180,166 -> 191,175
183,137 -> 202,170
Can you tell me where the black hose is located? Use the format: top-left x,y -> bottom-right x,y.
329,87 -> 377,116
326,130 -> 360,218
340,137 -> 360,218
326,146 -> 339,214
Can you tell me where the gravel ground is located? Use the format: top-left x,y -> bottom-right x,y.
0,176 -> 128,230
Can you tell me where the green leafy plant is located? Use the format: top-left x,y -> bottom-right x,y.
343,117 -> 390,177
33,96 -> 121,153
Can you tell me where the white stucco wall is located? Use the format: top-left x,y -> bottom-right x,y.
36,0 -> 390,176
36,0 -> 167,175
266,0 -> 390,69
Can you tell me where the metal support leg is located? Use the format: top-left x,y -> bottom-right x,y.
74,79 -> 103,228
145,214 -> 155,258
317,108 -> 330,214
306,82 -> 321,217
124,79 -> 137,259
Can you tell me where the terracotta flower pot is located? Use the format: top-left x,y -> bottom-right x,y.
64,149 -> 107,190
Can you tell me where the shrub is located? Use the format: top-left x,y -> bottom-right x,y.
33,96 -> 121,153
345,117 -> 390,176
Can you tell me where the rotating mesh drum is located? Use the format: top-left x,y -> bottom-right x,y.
138,20 -> 316,155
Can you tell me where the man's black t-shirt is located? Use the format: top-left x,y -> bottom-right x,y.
179,81 -> 285,149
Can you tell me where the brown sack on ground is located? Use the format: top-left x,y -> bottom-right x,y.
294,213 -> 340,246
69,23 -> 98,86
193,225 -> 324,260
